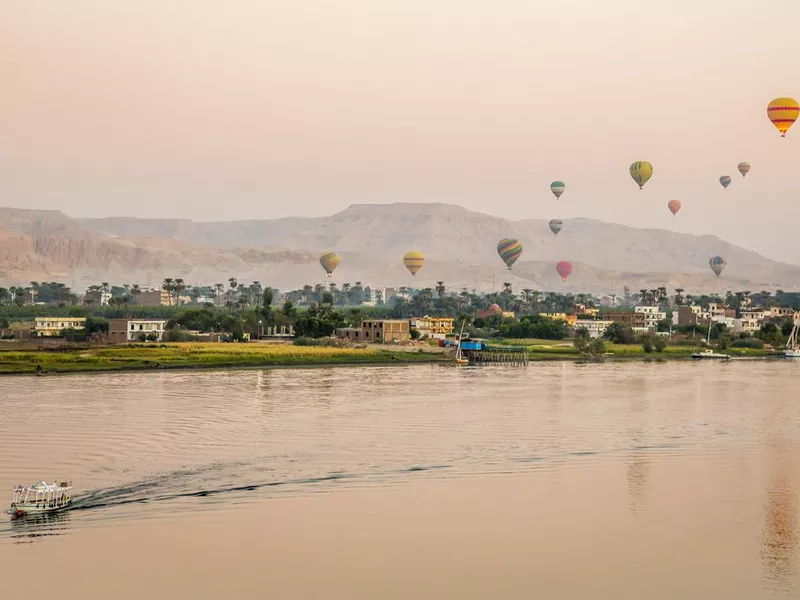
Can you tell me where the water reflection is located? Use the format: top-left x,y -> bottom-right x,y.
626,452 -> 650,513
8,511 -> 71,543
760,436 -> 798,591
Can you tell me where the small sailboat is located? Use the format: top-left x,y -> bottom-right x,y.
455,320 -> 469,365
785,312 -> 800,357
692,319 -> 730,360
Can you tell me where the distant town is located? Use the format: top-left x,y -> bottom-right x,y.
0,279 -> 798,355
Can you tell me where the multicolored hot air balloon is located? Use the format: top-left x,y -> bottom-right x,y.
667,200 -> 681,216
403,251 -> 425,276
555,261 -> 573,281
737,162 -> 751,178
719,175 -> 731,189
319,251 -> 340,278
549,219 -> 563,236
709,256 -> 726,277
497,239 -> 522,270
550,181 -> 565,199
767,98 -> 800,137
629,161 -> 653,190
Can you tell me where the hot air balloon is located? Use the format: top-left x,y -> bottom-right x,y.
767,97 -> 800,137
549,219 -> 563,236
556,261 -> 573,281
709,256 -> 726,277
720,175 -> 731,189
403,251 -> 425,276
550,181 -> 565,199
497,239 -> 523,270
629,161 -> 653,190
738,162 -> 751,178
667,200 -> 681,216
319,251 -> 340,278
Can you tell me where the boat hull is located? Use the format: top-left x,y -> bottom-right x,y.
691,353 -> 730,360
785,350 -> 800,358
7,501 -> 72,517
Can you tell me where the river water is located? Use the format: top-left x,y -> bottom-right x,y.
1,361 -> 799,598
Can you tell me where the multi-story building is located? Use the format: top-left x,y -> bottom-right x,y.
34,317 -> 86,337
108,319 -> 168,343
740,309 -> 769,333
575,304 -> 600,318
634,306 -> 667,332
770,307 -> 795,320
576,319 -> 614,339
410,316 -> 455,340
84,289 -> 112,306
601,310 -> 646,329
674,305 -> 699,326
131,289 -> 171,306
361,320 -> 410,343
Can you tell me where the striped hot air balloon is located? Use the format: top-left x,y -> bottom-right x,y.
319,251 -> 340,277
720,175 -> 732,189
497,239 -> 522,270
709,256 -> 726,277
555,261 -> 573,281
550,181 -> 565,199
403,251 -> 425,276
629,161 -> 653,190
549,219 -> 563,235
737,162 -> 751,178
667,200 -> 681,216
767,98 -> 800,137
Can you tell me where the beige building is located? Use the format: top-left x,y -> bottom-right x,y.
108,319 -> 167,343
337,320 -> 410,344
131,289 -> 171,306
410,316 -> 455,339
362,320 -> 410,343
34,317 -> 86,337
576,319 -> 614,339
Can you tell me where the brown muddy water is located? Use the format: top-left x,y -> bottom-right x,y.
1,361 -> 799,598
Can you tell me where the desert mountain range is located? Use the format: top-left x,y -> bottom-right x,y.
0,203 -> 798,294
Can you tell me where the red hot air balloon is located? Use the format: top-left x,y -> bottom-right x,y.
667,200 -> 681,216
555,261 -> 573,281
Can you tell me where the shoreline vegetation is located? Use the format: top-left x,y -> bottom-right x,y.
0,339 -> 782,376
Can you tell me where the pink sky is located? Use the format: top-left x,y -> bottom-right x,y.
1,1 -> 799,262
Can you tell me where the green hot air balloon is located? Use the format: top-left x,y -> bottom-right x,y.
497,238 -> 523,270
550,181 -> 565,199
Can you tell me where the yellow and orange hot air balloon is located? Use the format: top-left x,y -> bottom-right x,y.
403,251 -> 425,276
319,251 -> 340,278
767,98 -> 800,137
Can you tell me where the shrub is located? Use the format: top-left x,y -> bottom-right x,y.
642,337 -> 653,353
653,336 -> 667,352
731,337 -> 764,349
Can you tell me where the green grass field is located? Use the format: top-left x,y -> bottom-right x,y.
0,342 -> 448,375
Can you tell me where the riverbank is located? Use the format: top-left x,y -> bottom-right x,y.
493,338 -> 781,360
0,342 -> 449,375
0,339 -> 783,375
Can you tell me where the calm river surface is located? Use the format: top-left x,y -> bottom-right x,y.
1,361 -> 799,598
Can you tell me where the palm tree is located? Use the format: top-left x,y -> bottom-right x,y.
250,281 -> 263,307
435,281 -> 446,307
174,278 -> 186,304
162,278 -> 175,306
674,288 -> 685,306
214,283 -> 225,306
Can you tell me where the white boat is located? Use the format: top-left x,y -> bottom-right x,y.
691,349 -> 731,360
7,481 -> 73,518
691,319 -> 730,360
785,312 -> 800,357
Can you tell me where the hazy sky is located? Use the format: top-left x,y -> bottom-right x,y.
2,1 -> 800,262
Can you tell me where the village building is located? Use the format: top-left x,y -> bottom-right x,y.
108,319 -> 168,343
34,317 -> 86,337
410,316 -> 455,340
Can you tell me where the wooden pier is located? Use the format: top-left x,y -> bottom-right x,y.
467,345 -> 529,366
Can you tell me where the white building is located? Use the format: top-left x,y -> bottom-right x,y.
634,306 -> 667,332
740,309 -> 769,333
577,320 -> 614,339
111,319 -> 167,342
84,288 -> 112,306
